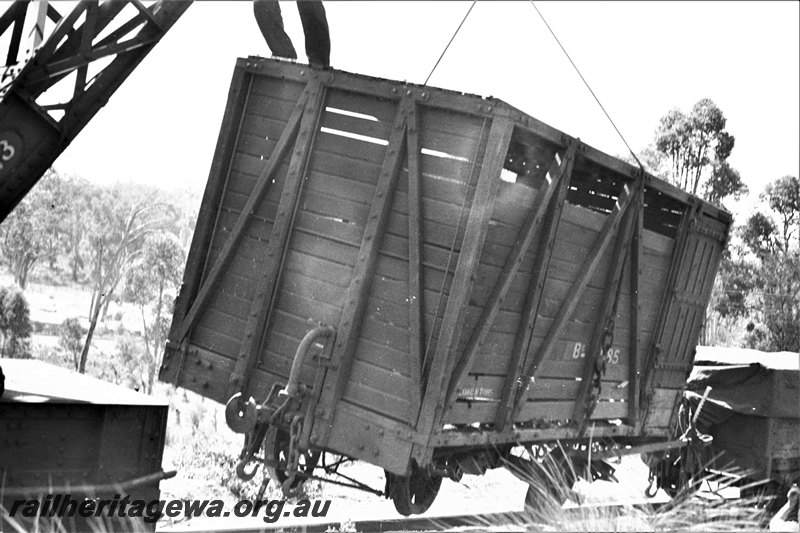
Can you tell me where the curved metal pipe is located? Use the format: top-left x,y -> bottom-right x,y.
285,325 -> 336,399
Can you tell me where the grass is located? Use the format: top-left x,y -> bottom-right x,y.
497,444 -> 770,532
1,499 -> 153,533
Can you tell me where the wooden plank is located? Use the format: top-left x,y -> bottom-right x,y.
429,422 -> 637,449
279,269 -> 350,311
390,189 -> 498,235
227,80 -> 326,399
218,186 -> 282,224
315,127 -> 388,166
471,348 -> 632,382
495,143 -> 577,429
467,322 -> 637,374
342,359 -> 416,422
325,89 -> 399,123
452,375 -> 629,402
314,97 -> 410,443
272,287 -> 344,330
645,388 -> 682,428
406,103 -> 424,423
173,81 -> 308,345
241,113 -> 289,143
420,154 -> 478,187
292,210 -> 364,249
446,398 -> 630,425
303,170 -> 375,204
532,280 -> 662,326
445,141 -> 575,411
397,166 -> 471,205
249,75 -> 307,104
289,230 -> 360,268
283,249 -> 353,288
510,181 -> 638,421
297,188 -> 371,227
310,147 -> 383,186
343,380 -> 411,423
321,108 -> 393,143
413,116 -> 513,461
420,106 -> 486,141
229,152 -> 288,182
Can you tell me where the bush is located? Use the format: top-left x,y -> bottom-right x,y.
114,333 -> 147,390
0,285 -> 32,358
58,317 -> 84,369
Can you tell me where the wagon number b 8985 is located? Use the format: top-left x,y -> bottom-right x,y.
571,342 -> 620,365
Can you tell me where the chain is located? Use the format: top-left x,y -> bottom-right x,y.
280,415 -> 304,495
645,466 -> 659,497
582,314 -> 616,427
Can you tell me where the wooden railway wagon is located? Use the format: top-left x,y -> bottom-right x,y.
160,57 -> 732,514
1,358 -> 170,532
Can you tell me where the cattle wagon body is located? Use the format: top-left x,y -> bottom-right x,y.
160,57 -> 731,513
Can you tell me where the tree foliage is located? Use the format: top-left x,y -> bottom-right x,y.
765,175 -> 800,252
651,99 -> 746,204
77,185 -> 170,373
124,232 -> 185,393
0,170 -> 69,288
0,168 -> 199,393
719,176 -> 800,352
60,176 -> 95,282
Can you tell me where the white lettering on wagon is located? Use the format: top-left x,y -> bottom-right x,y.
570,342 -> 620,365
456,386 -> 497,401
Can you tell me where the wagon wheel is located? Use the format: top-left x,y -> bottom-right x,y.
386,464 -> 443,516
264,426 -> 321,492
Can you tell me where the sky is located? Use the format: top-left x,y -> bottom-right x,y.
48,1 -> 799,212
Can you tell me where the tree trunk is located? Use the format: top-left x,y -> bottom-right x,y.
78,295 -> 104,373
150,282 -> 165,393
15,261 -> 26,289
71,252 -> 81,282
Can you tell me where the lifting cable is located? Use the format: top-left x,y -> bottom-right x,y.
530,1 -> 646,173
424,1 -> 477,86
